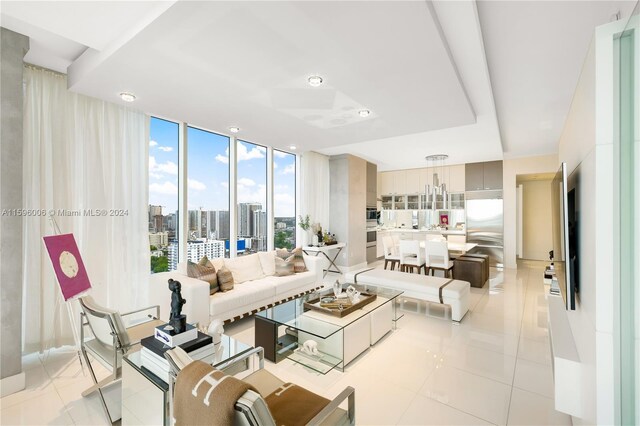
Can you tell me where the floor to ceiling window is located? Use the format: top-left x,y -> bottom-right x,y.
273,150 -> 296,249
148,117 -> 179,272
235,140 -> 268,255
187,126 -> 230,260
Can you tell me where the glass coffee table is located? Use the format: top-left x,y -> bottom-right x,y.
255,283 -> 403,374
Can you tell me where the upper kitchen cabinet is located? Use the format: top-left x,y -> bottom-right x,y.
448,164 -> 465,192
393,170 -> 407,194
379,172 -> 394,195
366,162 -> 377,206
483,161 -> 503,190
465,160 -> 503,191
404,169 -> 421,194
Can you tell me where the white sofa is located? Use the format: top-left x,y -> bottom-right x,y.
149,251 -> 322,327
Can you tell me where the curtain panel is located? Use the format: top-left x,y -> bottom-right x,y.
299,151 -> 330,244
22,66 -> 149,353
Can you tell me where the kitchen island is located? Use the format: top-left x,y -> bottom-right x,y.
376,228 -> 466,258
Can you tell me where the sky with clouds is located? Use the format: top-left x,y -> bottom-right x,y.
149,117 -> 296,217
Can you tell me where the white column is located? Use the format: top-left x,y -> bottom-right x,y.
267,147 -> 274,251
229,137 -> 237,257
295,153 -> 302,247
178,122 -> 188,263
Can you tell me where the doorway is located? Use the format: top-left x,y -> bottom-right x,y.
516,173 -> 555,261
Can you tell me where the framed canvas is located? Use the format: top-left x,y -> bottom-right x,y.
43,233 -> 91,300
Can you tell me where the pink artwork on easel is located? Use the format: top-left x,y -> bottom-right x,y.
43,233 -> 91,301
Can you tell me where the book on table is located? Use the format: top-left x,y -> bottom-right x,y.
154,322 -> 198,347
140,332 -> 214,381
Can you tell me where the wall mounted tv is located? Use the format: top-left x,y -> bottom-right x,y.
550,162 -> 579,310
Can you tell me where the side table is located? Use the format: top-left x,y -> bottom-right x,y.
122,334 -> 253,425
303,242 -> 346,277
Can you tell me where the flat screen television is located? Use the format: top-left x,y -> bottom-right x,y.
550,162 -> 578,310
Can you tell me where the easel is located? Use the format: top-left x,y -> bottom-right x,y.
48,215 -> 86,370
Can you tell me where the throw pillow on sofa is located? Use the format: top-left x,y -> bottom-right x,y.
186,260 -> 219,295
276,247 -> 307,273
258,251 -> 276,276
217,267 -> 235,292
223,253 -> 265,283
274,255 -> 295,276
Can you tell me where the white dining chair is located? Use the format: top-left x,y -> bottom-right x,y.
399,240 -> 427,274
382,235 -> 400,270
425,240 -> 454,277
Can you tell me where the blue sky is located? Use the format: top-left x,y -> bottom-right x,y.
149,117 -> 296,217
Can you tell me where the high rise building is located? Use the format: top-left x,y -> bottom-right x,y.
167,239 -> 225,271
238,203 -> 262,237
149,231 -> 169,248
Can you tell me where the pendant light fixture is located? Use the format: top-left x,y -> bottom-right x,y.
425,154 -> 449,210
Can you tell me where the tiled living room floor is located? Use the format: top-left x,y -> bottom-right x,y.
0,260 -> 571,425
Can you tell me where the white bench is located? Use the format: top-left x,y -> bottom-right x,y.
344,268 -> 470,322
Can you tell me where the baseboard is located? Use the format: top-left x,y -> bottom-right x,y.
336,262 -> 369,273
0,371 -> 25,397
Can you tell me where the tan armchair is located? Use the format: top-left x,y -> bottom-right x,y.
165,346 -> 356,426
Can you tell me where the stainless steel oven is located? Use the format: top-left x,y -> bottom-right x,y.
366,207 -> 378,226
366,229 -> 377,263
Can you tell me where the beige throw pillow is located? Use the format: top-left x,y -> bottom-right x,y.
217,267 -> 235,292
223,253 -> 265,283
276,247 -> 307,273
187,258 -> 218,295
274,255 -> 295,276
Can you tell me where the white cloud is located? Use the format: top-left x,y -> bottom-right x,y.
215,154 -> 229,164
158,146 -> 173,152
149,140 -> 158,147
274,150 -> 287,158
220,182 -> 229,188
188,179 -> 206,191
238,177 -> 256,187
217,144 -> 266,164
282,163 -> 295,175
237,184 -> 266,204
274,163 -> 278,169
274,193 -> 295,216
149,181 -> 178,195
149,156 -> 178,176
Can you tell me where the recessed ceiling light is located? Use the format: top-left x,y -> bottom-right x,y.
307,75 -> 323,87
289,145 -> 297,150
119,92 -> 136,102
229,127 -> 240,133
358,109 -> 371,117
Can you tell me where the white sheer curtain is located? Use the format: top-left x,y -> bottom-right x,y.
22,66 -> 149,353
299,151 -> 330,245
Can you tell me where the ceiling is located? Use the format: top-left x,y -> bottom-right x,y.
1,1 -> 637,171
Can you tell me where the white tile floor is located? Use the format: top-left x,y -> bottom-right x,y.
1,260 -> 572,425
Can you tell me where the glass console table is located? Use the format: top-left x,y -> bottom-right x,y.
255,284 -> 403,374
122,334 -> 253,425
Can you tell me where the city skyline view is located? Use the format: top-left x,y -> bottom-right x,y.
149,117 -> 296,217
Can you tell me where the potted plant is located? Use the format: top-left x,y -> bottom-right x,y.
298,214 -> 312,245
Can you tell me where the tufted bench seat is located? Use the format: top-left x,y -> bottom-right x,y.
344,268 -> 470,322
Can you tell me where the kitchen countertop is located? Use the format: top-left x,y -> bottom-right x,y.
377,228 -> 466,235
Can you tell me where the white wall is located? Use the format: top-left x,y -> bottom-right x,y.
556,17 -> 632,425
503,154 -> 558,269
521,180 -> 553,261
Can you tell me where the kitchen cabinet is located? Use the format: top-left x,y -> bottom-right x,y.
465,161 -> 503,191
483,161 -> 503,190
379,172 -> 394,195
393,171 -> 406,194
404,169 -> 421,194
448,164 -> 466,192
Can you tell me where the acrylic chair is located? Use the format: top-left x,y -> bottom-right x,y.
399,240 -> 427,274
425,240 -> 454,277
382,235 -> 401,270
78,295 -> 162,424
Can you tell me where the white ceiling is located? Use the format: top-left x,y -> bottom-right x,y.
1,0 -> 636,170
477,0 -> 637,159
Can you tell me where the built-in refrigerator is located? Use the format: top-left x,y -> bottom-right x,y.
465,190 -> 504,267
